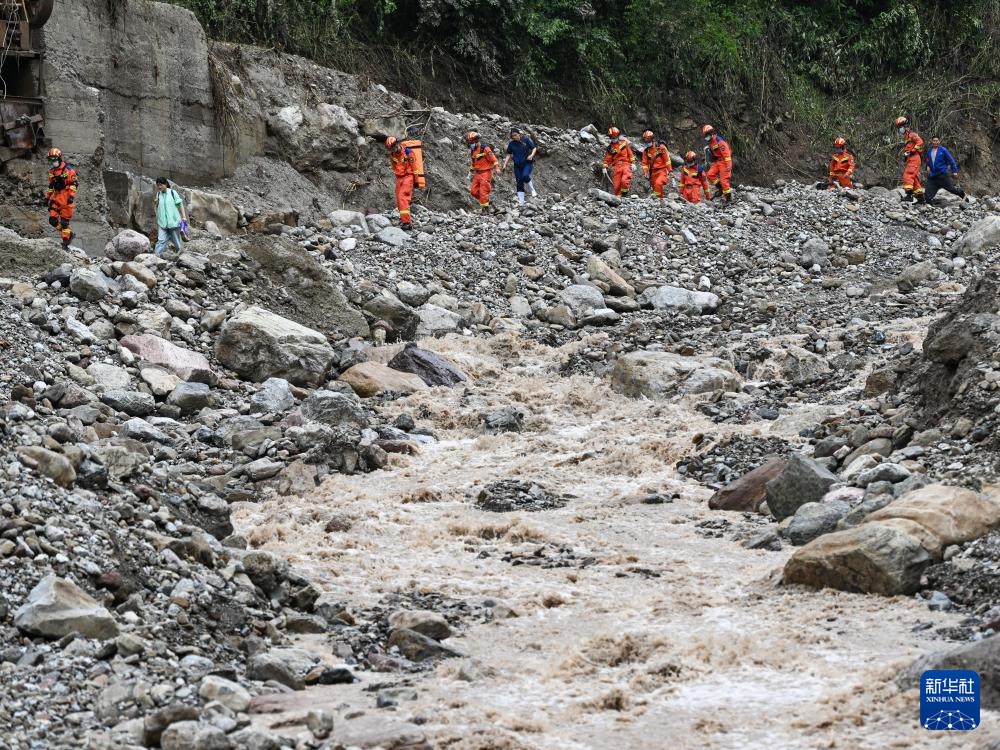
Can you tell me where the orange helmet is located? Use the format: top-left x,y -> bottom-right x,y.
701,124 -> 715,137
47,147 -> 62,160
641,130 -> 654,143
833,137 -> 846,148
465,130 -> 480,144
894,116 -> 908,128
607,126 -> 621,138
684,150 -> 697,163
385,136 -> 398,149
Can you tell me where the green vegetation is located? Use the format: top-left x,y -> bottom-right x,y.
166,1 -> 999,180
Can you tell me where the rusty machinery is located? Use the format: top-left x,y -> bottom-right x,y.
1,0 -> 53,160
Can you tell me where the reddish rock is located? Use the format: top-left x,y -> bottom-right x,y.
708,457 -> 787,512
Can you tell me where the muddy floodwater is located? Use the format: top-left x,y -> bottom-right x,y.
235,334 -> 996,749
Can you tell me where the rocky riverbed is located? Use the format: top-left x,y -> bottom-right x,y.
2,155 -> 1000,749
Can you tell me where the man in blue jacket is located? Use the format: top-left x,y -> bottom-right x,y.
924,135 -> 966,204
502,128 -> 538,206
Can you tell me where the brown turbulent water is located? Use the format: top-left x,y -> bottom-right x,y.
235,333 -> 995,749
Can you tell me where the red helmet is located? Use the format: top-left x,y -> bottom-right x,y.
607,126 -> 621,138
385,136 -> 398,149
465,130 -> 480,144
894,116 -> 908,128
833,137 -> 846,148
701,124 -> 715,137
47,147 -> 62,160
684,150 -> 697,163
641,130 -> 654,143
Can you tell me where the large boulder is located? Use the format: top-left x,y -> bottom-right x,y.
746,345 -> 831,384
300,390 -> 369,429
387,343 -> 466,387
363,291 -> 418,341
787,500 -> 852,546
951,215 -> 1000,256
14,575 -> 118,640
105,229 -> 151,261
243,237 -> 369,340
764,453 -> 841,520
186,189 -> 239,235
267,102 -> 363,172
783,522 -> 931,594
784,484 -> 1000,594
639,285 -> 719,313
215,306 -> 335,387
120,334 -> 217,384
610,351 -> 741,401
338,362 -> 429,398
709,458 -> 787,512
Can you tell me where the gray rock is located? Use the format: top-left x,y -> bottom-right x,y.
215,306 -> 335,387
251,377 -> 295,412
395,280 -> 431,306
245,458 -> 284,481
300,389 -> 368,428
899,634 -> 1000,709
363,290 -> 419,340
376,226 -> 409,246
247,649 -> 314,690
415,303 -> 464,337
787,500 -> 851,545
799,238 -> 829,269
765,453 -> 841,521
167,382 -> 211,414
854,462 -> 911,487
14,575 -> 118,640
69,268 -> 113,302
837,495 -> 895,529
896,260 -> 943,293
639,285 -> 719,313
198,676 -> 251,713
122,418 -> 171,444
101,390 -> 156,417
387,343 -> 466,387
951,215 -> 1000,256
387,627 -> 463,661
87,362 -> 132,391
306,709 -> 334,740
611,351 -> 741,400
559,284 -> 605,317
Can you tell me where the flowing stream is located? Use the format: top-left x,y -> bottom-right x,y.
234,333 -> 995,749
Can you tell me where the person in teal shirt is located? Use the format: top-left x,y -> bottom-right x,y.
153,176 -> 189,257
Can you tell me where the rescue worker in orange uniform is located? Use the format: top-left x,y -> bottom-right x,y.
602,127 -> 636,197
45,147 -> 78,248
702,124 -> 733,201
896,116 -> 925,202
640,130 -> 672,199
465,131 -> 501,213
386,136 -> 415,230
827,137 -> 856,188
679,150 -> 711,203
400,126 -> 426,189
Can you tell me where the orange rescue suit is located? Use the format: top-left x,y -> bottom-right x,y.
603,138 -> 636,197
46,162 -> 78,244
389,146 -> 415,225
828,150 -> 855,188
469,143 -> 500,210
705,135 -> 733,198
642,142 -> 672,198
679,163 -> 711,203
901,130 -> 925,197
401,138 -> 425,189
